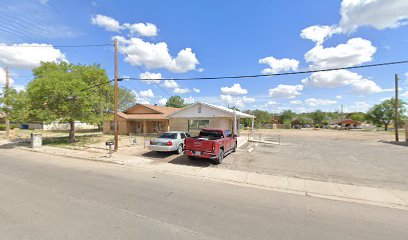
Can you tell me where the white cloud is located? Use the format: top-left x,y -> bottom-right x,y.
219,95 -> 255,108
340,0 -> 408,32
259,56 -> 299,74
305,38 -> 376,69
139,89 -> 154,98
162,80 -> 179,89
401,91 -> 408,98
344,101 -> 372,113
302,70 -> 384,94
220,83 -> 247,95
0,43 -> 67,69
269,84 -> 304,99
304,98 -> 337,107
300,25 -> 341,44
336,95 -> 342,99
267,101 -> 278,105
183,96 -> 195,104
123,22 -> 158,37
158,98 -> 167,106
91,14 -> 122,32
119,37 -> 199,73
132,90 -> 150,104
290,100 -> 302,105
139,71 -> 162,84
193,88 -> 201,93
174,87 -> 191,94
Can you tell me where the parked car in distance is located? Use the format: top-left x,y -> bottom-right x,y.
148,131 -> 190,154
184,128 -> 237,164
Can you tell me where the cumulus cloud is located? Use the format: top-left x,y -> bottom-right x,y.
183,96 -> 195,104
267,101 -> 278,105
290,100 -> 302,105
123,22 -> 158,37
158,98 -> 167,106
139,71 -> 162,84
269,84 -> 304,99
0,43 -> 67,69
401,91 -> 408,98
300,25 -> 341,44
304,38 -> 376,69
259,56 -> 299,74
162,80 -> 179,89
132,90 -> 150,104
340,0 -> 408,32
220,95 -> 256,108
91,14 -> 122,32
302,70 -> 384,94
193,88 -> 200,93
139,89 -> 154,98
336,95 -> 342,99
305,98 -> 337,107
344,101 -> 372,113
92,14 -> 158,37
118,37 -> 199,73
174,87 -> 191,94
220,83 -> 248,95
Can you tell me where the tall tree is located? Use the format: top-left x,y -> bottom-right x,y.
310,110 -> 326,125
165,96 -> 184,108
27,62 -> 111,142
118,87 -> 137,111
280,110 -> 296,123
367,98 -> 406,130
0,87 -> 29,124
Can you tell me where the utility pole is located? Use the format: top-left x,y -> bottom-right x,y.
114,39 -> 119,151
394,74 -> 399,142
4,66 -> 10,139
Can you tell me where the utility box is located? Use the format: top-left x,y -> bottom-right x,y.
31,132 -> 42,148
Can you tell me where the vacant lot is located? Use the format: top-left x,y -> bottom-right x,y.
140,129 -> 408,191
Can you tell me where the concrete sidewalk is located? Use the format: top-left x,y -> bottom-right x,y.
18,145 -> 408,211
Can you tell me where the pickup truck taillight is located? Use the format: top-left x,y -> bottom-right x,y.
212,142 -> 215,151
167,141 -> 173,146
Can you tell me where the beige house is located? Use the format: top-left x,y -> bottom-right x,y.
168,102 -> 255,136
103,104 -> 179,135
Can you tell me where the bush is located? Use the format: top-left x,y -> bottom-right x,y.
0,124 -> 19,130
283,119 -> 291,129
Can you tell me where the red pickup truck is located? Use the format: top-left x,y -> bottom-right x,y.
184,128 -> 237,164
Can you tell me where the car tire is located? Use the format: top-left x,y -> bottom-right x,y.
215,149 -> 224,164
177,144 -> 183,155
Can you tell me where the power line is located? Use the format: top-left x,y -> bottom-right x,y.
118,47 -> 171,96
120,60 -> 408,81
0,43 -> 112,48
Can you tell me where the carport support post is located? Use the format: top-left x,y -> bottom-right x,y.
394,74 -> 399,142
233,112 -> 237,135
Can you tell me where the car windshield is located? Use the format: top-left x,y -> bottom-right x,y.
199,130 -> 223,139
159,133 -> 177,139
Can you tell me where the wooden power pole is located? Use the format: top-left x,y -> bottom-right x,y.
394,74 -> 399,142
4,66 -> 10,139
114,39 -> 119,151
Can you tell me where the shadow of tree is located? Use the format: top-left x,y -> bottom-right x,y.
378,140 -> 408,147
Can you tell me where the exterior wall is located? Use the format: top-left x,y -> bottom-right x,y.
170,117 -> 234,136
170,103 -> 234,118
103,119 -> 169,135
169,118 -> 189,132
103,117 -> 128,135
42,121 -> 98,131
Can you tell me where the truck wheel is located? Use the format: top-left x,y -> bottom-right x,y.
232,141 -> 237,152
177,144 -> 183,154
216,149 -> 224,164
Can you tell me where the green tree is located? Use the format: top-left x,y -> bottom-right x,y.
280,110 -> 296,123
310,110 -> 326,126
118,87 -> 137,111
366,98 -> 406,131
165,96 -> 184,108
0,87 -> 30,124
347,112 -> 367,122
27,62 -> 111,142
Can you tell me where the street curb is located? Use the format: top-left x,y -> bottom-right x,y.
19,147 -> 119,165
16,146 -> 408,211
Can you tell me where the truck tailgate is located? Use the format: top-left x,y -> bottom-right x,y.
185,138 -> 213,152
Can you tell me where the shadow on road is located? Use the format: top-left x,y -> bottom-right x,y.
379,140 -> 408,147
168,155 -> 213,167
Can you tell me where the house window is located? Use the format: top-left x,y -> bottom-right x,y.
188,120 -> 209,131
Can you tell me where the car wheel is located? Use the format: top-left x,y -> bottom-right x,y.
215,149 -> 224,164
177,144 -> 183,154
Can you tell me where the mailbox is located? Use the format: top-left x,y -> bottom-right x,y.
106,141 -> 114,146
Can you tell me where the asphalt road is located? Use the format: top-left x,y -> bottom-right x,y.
1,149 -> 407,240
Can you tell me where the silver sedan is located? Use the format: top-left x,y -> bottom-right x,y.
148,131 -> 191,154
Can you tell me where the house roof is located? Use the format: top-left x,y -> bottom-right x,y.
169,101 -> 255,119
118,104 -> 179,120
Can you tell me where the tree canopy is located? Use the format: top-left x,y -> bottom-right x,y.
27,62 -> 112,142
367,98 -> 406,130
165,96 -> 185,108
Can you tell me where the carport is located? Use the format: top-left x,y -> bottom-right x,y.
168,102 -> 255,135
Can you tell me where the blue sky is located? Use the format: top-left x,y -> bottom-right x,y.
1,0 -> 408,113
